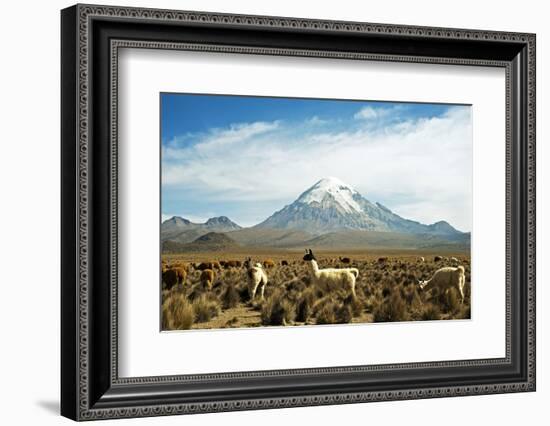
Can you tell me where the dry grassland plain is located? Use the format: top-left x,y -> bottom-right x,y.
161,249 -> 470,331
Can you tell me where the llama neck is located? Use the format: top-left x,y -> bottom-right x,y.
308,259 -> 320,276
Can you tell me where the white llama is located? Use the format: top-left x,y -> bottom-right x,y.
302,249 -> 358,298
243,257 -> 269,301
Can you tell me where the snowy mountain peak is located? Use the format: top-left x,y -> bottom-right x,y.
205,216 -> 241,229
256,177 -> 463,236
164,216 -> 191,226
297,177 -> 362,213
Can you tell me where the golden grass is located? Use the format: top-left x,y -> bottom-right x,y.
162,292 -> 194,330
161,250 -> 471,330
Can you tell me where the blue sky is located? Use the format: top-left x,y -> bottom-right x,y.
161,93 -> 472,231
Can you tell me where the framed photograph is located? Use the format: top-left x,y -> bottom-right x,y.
159,93 -> 474,331
61,4 -> 536,421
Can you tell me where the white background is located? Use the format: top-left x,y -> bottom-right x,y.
0,0 -> 547,425
119,49 -> 505,377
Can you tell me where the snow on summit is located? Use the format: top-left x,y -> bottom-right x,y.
255,176 -> 463,235
297,177 -> 363,213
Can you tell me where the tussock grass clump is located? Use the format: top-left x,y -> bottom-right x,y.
314,300 -> 338,325
403,286 -> 421,306
344,294 -> 364,317
335,303 -> 353,324
261,290 -> 296,326
193,295 -> 221,323
363,294 -> 377,313
373,290 -> 409,322
285,277 -> 306,293
420,304 -> 441,321
407,289 -> 425,320
312,296 -> 353,325
162,293 -> 194,330
236,284 -> 250,302
221,284 -> 240,309
296,288 -> 316,323
211,280 -> 224,291
187,283 -> 208,302
300,275 -> 312,286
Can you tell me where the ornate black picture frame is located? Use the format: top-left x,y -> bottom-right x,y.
61,4 -> 536,421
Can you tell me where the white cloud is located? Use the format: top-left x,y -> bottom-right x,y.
162,106 -> 472,230
353,105 -> 398,121
198,121 -> 280,151
162,121 -> 280,161
354,106 -> 379,120
306,116 -> 329,126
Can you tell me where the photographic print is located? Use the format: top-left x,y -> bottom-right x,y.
160,94 -> 472,331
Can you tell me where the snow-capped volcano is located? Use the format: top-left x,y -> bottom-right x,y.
296,177 -> 363,213
255,177 -> 463,236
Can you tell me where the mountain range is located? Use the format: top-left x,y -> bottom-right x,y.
161,215 -> 241,244
161,177 -> 469,251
